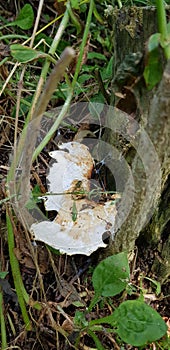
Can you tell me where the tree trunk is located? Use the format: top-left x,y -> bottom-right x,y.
102,7 -> 170,284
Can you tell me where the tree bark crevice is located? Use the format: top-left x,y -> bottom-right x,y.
102,7 -> 170,283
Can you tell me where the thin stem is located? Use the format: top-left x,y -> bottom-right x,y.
7,48 -> 75,215
29,8 -> 70,121
29,0 -> 44,48
6,207 -> 32,331
72,0 -> 94,88
156,0 -> 170,59
0,34 -> 28,40
32,92 -> 73,160
7,8 -> 70,188
0,288 -> 7,350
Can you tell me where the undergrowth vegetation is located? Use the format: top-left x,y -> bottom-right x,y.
0,0 -> 170,349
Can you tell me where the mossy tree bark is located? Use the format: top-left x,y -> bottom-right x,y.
102,7 -> 170,284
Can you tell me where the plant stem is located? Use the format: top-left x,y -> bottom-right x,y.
87,329 -> 105,350
6,207 -> 32,331
33,0 -> 94,159
7,48 -> 75,220
32,92 -> 73,160
0,288 -> 7,350
7,7 -> 71,206
72,0 -> 94,88
29,7 -> 70,121
156,0 -> 170,59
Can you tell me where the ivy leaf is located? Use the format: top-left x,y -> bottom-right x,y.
112,300 -> 167,346
10,44 -> 56,63
10,4 -> 34,30
92,252 -> 130,297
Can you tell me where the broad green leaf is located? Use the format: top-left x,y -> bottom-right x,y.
147,33 -> 160,52
112,300 -> 167,346
10,44 -> 56,63
144,48 -> 163,90
92,252 -> 130,297
12,4 -> 34,30
71,0 -> 79,9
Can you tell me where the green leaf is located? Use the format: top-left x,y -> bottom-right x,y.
89,92 -> 105,105
32,185 -> 42,204
78,73 -> 93,84
0,271 -> 8,279
72,201 -> 78,222
92,252 -> 130,297
147,33 -> 160,52
74,311 -> 88,328
67,3 -> 82,34
144,276 -> 161,296
101,56 -> 114,81
12,4 -> 34,30
46,245 -> 60,255
112,300 -> 167,346
93,3 -> 104,24
87,52 -> 107,61
10,44 -> 56,63
25,198 -> 37,210
71,0 -> 79,10
88,101 -> 104,119
72,300 -> 85,307
144,48 -> 163,90
87,329 -> 105,350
